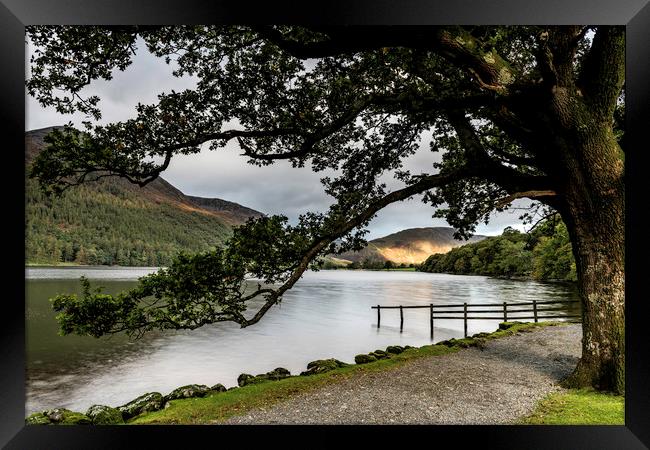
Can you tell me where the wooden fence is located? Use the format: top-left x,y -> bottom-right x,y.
371,299 -> 581,340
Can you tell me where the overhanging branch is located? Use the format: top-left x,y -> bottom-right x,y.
240,166 -> 479,327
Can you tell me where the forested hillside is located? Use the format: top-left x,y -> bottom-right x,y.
418,219 -> 577,282
26,127 -> 263,266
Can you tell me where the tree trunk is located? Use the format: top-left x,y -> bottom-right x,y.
558,124 -> 625,394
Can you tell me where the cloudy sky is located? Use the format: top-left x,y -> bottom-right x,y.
25,40 -> 529,240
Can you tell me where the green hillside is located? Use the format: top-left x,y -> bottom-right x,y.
26,178 -> 233,266
26,127 -> 263,267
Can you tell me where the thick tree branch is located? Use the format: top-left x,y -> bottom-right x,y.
240,166 -> 479,327
577,26 -> 625,118
535,26 -> 584,88
255,26 -> 517,94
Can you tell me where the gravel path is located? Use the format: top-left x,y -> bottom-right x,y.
225,324 -> 582,424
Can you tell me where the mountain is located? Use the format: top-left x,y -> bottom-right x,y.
26,126 -> 264,266
334,227 -> 487,265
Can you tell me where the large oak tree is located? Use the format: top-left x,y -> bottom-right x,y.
26,25 -> 625,393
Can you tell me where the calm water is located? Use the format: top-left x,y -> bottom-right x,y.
25,267 -> 579,414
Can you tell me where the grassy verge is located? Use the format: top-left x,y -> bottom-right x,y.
131,321 -> 563,425
519,388 -> 624,425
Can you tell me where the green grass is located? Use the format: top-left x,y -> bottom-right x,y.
519,388 -> 624,425
131,321 -> 563,425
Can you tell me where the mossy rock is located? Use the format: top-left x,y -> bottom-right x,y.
354,354 -> 378,364
498,321 -> 525,330
164,384 -> 210,401
386,345 -> 405,354
238,368 -> 292,387
118,392 -> 164,420
264,367 -> 291,380
370,351 -> 389,360
472,332 -> 490,339
25,412 -> 51,425
440,338 -> 477,348
43,408 -> 91,425
210,383 -> 227,392
237,373 -> 255,387
300,358 -> 348,376
85,405 -> 124,425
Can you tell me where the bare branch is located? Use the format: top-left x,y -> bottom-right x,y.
525,210 -> 560,233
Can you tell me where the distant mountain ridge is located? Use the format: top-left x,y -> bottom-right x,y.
334,227 -> 487,265
25,126 -> 264,266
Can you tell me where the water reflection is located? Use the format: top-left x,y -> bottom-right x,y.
25,268 -> 579,414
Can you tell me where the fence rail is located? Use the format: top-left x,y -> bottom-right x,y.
371,300 -> 580,340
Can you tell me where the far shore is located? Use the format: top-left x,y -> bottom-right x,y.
25,263 -> 576,284
26,263 -> 161,269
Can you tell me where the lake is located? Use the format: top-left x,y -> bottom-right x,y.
25,266 -> 580,414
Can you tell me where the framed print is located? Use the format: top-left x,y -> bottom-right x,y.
1,0 -> 649,448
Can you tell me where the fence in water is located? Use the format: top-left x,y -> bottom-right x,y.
371,299 -> 581,340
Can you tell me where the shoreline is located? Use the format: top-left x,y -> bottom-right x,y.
26,321 -> 583,425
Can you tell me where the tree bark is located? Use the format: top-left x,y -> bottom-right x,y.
556,116 -> 625,394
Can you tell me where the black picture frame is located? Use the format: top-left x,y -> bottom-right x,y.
2,1 -> 649,447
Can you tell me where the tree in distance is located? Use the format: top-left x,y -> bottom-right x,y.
27,25 -> 624,393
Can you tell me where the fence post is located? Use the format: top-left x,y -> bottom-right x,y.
533,300 -> 538,323
463,302 -> 468,338
377,305 -> 381,328
430,304 -> 434,341
399,305 -> 404,332
503,302 -> 508,322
